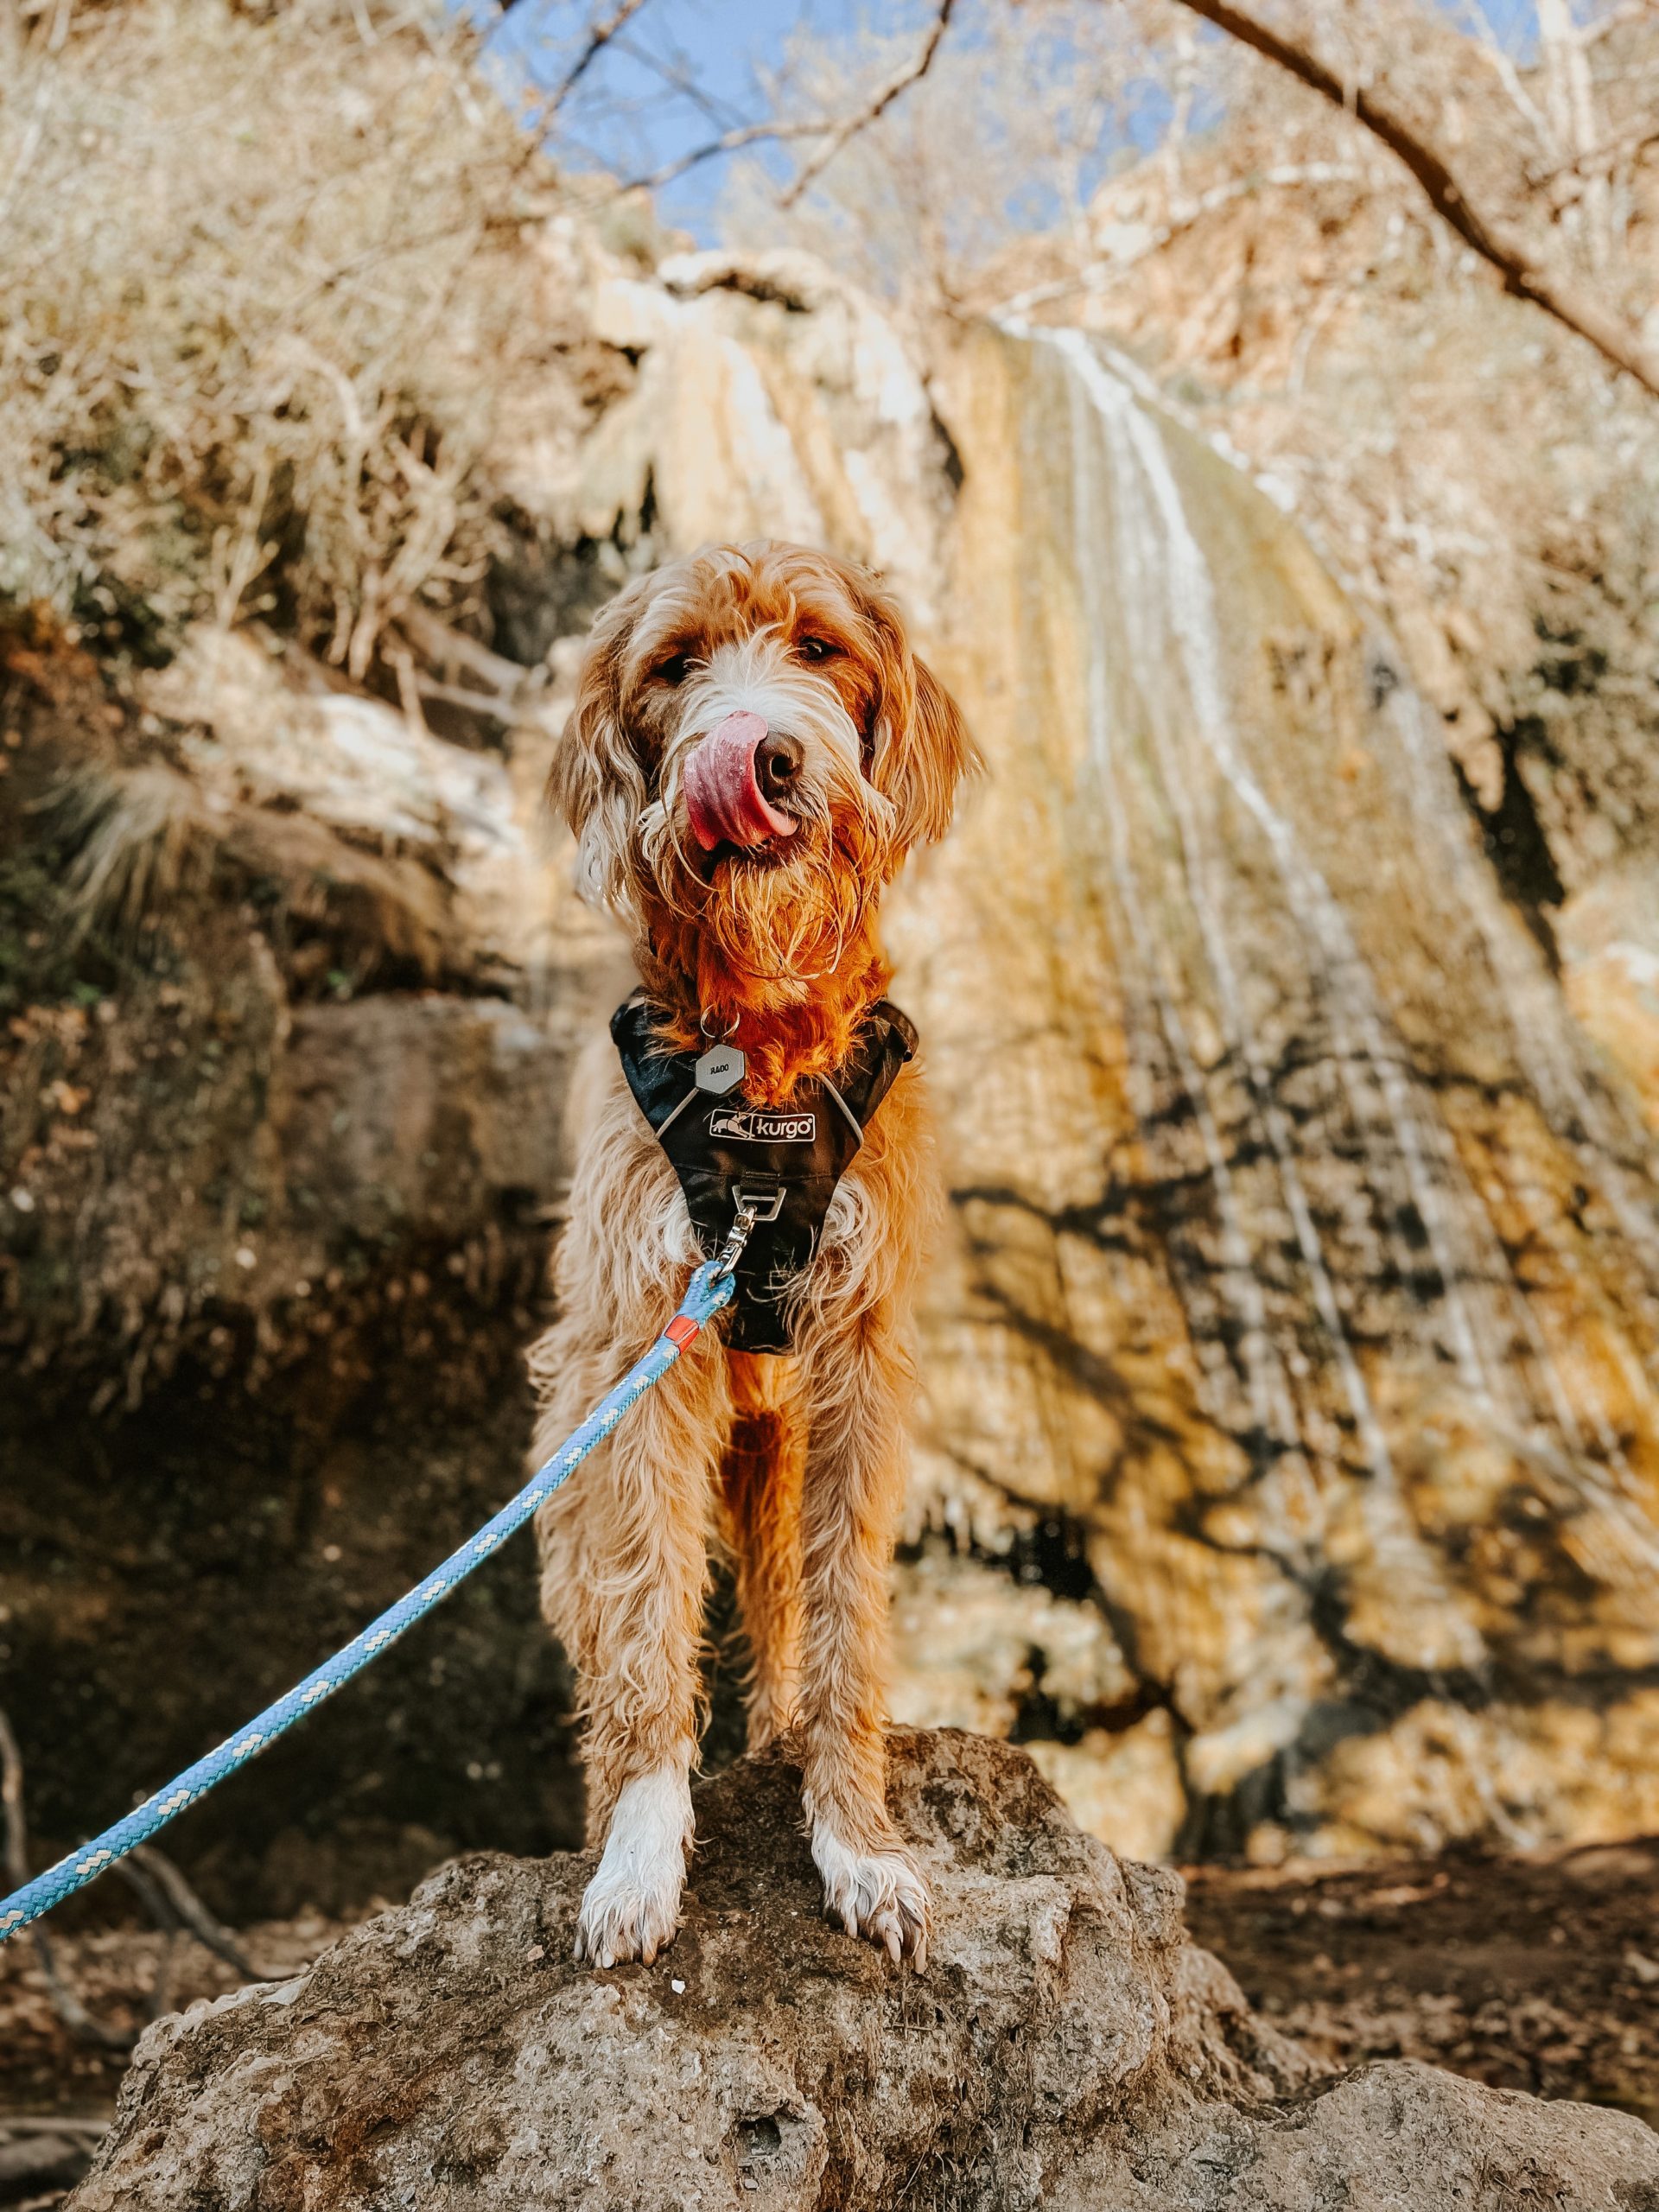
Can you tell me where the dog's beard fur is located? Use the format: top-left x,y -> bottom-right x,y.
635,632 -> 896,990
550,541 -> 977,1092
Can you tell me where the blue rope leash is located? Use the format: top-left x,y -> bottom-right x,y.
0,1257 -> 738,1943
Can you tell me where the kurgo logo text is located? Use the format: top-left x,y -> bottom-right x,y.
709,1108 -> 817,1143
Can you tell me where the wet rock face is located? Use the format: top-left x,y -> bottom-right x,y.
583,259 -> 1659,1864
902,327 -> 1659,1864
66,1733 -> 1659,2212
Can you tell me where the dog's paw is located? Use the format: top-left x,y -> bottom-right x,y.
811,1827 -> 931,1970
574,1861 -> 683,1969
574,1767 -> 691,1970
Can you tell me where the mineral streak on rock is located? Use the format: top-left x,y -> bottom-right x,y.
897,323 -> 1659,1865
553,251 -> 1659,1866
10,228 -> 1659,1904
66,1733 -> 1659,2212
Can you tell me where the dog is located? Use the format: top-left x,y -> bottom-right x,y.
528,539 -> 976,1973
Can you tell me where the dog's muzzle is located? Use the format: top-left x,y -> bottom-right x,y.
683,712 -> 803,852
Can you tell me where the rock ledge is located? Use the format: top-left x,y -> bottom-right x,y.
69,1731 -> 1659,2211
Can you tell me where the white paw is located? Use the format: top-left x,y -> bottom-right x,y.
574,1765 -> 692,1970
811,1826 -> 931,1970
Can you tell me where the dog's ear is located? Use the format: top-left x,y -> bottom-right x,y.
859,583 -> 979,849
549,587 -> 650,918
890,652 -> 977,848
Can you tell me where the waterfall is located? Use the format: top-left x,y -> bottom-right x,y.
557,259 -> 1659,1855
905,320 -> 1659,1852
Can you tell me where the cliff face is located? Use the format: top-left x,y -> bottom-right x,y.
544,257 -> 1659,1866
0,608 -> 617,1908
911,327 -> 1659,1861
7,204 -> 1659,1892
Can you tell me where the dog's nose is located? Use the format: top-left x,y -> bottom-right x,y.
754,730 -> 804,804
756,725 -> 809,804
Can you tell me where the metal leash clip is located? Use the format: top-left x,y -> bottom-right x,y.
712,1185 -> 785,1281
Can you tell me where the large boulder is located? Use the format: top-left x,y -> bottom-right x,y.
67,1732 -> 1659,2212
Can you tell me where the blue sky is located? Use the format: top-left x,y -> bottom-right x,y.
470,0 -> 1554,243
478,0 -> 903,236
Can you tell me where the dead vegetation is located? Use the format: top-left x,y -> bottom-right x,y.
0,0 -> 581,690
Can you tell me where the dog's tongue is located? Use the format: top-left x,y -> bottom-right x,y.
683,712 -> 798,852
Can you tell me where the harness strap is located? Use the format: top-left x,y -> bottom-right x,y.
613,995 -> 917,1354
0,1255 -> 742,1942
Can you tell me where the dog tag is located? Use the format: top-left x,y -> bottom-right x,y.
695,1043 -> 746,1095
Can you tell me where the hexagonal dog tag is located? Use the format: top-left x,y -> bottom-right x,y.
695,1043 -> 746,1095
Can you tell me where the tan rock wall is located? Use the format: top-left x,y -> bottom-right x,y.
573,263 -> 1659,1862
904,326 -> 1659,1860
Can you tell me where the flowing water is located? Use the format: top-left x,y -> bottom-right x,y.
892,322 -> 1659,1853
25,255 -> 1659,1916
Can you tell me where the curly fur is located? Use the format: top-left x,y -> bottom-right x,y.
531,540 -> 976,1971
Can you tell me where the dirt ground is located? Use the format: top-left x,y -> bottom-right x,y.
3,1837 -> 1658,2202
0,1912 -> 357,2206
1184,1836 -> 1659,2131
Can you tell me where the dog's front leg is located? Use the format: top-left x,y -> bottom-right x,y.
534,1296 -> 729,1970
797,1306 -> 930,1967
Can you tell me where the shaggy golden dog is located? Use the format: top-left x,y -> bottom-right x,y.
528,540 -> 975,1971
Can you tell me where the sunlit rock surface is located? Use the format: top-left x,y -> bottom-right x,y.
1560,860 -> 1659,1138
566,262 -> 1659,1865
909,324 -> 1659,1861
66,1734 -> 1659,2212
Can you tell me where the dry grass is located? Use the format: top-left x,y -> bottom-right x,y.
50,760 -> 219,942
0,0 -> 569,681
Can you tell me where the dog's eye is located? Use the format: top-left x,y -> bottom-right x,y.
798,636 -> 837,664
651,652 -> 690,687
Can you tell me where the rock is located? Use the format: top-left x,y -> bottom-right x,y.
281,995 -> 569,1250
505,242 -> 1659,1869
1560,858 -> 1659,1141
11,3 -> 1659,1914
67,1732 -> 1659,2212
0,622 -> 616,1914
895,322 -> 1659,1864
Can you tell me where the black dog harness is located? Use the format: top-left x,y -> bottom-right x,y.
612,994 -> 917,1354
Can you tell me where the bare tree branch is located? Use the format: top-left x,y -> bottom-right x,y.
0,1706 -> 132,2049
398,603 -> 537,696
0,1707 -> 26,1897
0,1704 -> 277,2050
606,32 -> 751,135
1459,0 -> 1552,149
0,2114 -> 107,2200
627,0 -> 956,198
1165,0 -> 1659,399
1579,0 -> 1658,49
629,115 -> 837,193
993,162 -> 1362,316
545,0 -> 652,117
1541,114 -> 1659,181
127,1846 -> 272,1985
779,0 -> 957,207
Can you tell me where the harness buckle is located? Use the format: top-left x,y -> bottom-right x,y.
710,1185 -> 785,1282
733,1184 -> 785,1223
